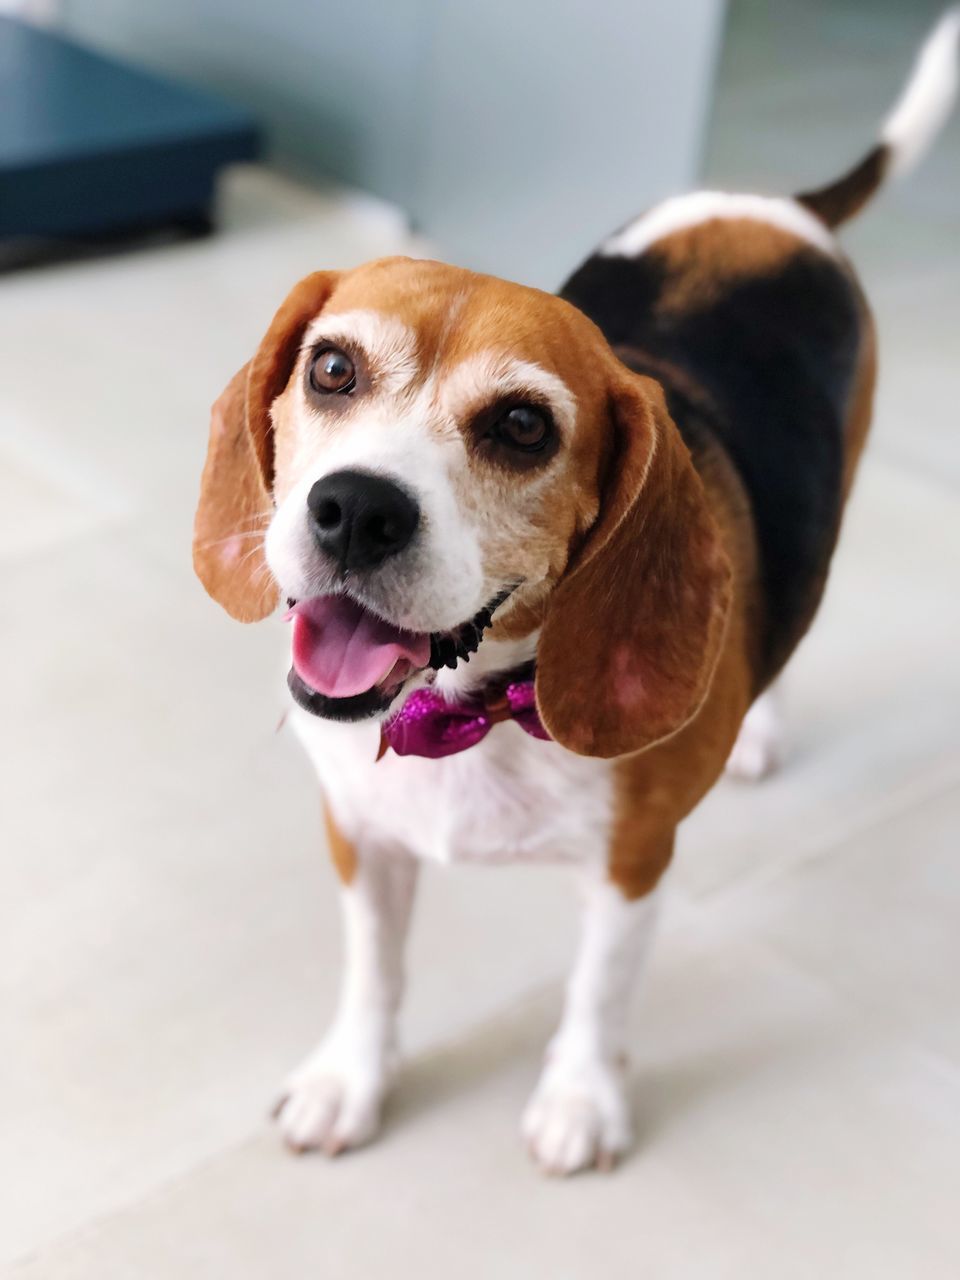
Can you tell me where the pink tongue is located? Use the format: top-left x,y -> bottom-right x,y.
286,596 -> 431,699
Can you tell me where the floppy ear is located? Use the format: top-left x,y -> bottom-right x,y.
192,271 -> 340,622
536,371 -> 732,758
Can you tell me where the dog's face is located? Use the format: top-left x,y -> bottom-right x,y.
195,258 -> 732,757
265,259 -> 615,720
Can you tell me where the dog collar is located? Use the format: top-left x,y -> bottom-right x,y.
377,667 -> 550,760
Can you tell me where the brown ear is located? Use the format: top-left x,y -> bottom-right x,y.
536,372 -> 732,758
192,271 -> 340,621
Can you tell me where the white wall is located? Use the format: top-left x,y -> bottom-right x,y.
61,0 -> 725,287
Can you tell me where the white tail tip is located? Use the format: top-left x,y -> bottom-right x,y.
881,7 -> 960,179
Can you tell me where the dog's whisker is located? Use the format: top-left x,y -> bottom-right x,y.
198,526 -> 270,551
236,541 -> 268,570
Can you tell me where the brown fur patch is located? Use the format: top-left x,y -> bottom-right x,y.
536,375 -> 733,758
323,805 -> 357,885
193,365 -> 278,623
606,441 -> 758,897
193,272 -> 339,622
797,144 -> 890,230
652,218 -> 808,315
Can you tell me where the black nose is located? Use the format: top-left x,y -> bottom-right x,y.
307,469 -> 420,572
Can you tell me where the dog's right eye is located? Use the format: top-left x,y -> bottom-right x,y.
310,345 -> 357,395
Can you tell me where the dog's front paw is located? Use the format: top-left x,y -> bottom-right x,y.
521,1055 -> 632,1176
273,1040 -> 391,1157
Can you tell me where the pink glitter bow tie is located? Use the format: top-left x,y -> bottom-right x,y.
379,676 -> 550,760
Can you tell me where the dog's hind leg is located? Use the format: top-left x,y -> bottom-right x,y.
725,682 -> 784,782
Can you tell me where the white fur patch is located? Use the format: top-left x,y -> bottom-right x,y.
600,191 -> 839,259
440,352 -> 578,439
881,7 -> 960,179
433,629 -> 538,701
290,658 -> 615,869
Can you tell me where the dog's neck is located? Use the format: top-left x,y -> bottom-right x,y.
431,631 -> 539,702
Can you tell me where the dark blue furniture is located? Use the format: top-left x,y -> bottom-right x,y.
0,16 -> 259,240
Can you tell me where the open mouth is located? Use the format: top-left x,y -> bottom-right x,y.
284,588 -> 513,722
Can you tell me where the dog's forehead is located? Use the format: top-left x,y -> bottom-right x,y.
323,257 -> 606,385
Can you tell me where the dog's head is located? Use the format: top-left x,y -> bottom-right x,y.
194,258 -> 731,757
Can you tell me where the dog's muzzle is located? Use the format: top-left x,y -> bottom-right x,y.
284,586 -> 517,721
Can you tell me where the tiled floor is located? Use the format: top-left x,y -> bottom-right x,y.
3,4 -> 959,1276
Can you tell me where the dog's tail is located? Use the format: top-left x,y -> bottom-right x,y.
797,7 -> 960,228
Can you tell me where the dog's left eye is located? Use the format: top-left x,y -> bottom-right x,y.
495,405 -> 551,451
310,345 -> 356,395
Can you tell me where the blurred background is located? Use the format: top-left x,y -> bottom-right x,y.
1,2 -> 957,1276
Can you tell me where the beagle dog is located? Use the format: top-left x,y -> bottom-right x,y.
194,13 -> 959,1175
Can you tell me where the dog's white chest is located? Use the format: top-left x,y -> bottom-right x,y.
291,708 -> 614,867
